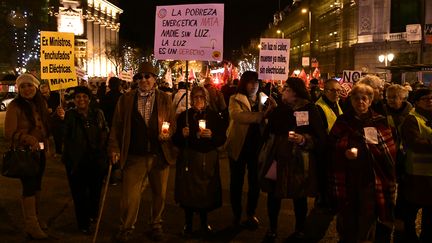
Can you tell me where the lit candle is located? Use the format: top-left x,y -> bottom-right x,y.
162,121 -> 170,133
350,147 -> 358,157
39,142 -> 44,150
198,119 -> 206,129
289,131 -> 295,136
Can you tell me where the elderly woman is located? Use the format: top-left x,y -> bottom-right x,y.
400,88 -> 432,242
225,71 -> 276,228
173,86 -> 226,236
4,74 -> 50,239
56,86 -> 109,234
260,77 -> 326,241
343,75 -> 385,115
384,84 -> 412,174
329,83 -> 396,243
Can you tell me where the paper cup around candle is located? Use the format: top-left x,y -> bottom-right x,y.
289,131 -> 295,136
39,142 -> 44,150
162,122 -> 170,132
198,119 -> 206,129
350,147 -> 358,157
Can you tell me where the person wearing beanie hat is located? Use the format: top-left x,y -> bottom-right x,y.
400,87 -> 432,242
4,74 -> 50,239
16,73 -> 40,89
55,84 -> 109,234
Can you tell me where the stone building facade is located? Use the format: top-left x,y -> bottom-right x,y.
58,0 -> 122,78
264,0 -> 431,80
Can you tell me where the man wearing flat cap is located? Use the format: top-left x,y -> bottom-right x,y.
108,62 -> 176,242
400,88 -> 432,242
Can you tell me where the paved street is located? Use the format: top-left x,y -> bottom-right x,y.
0,111 -> 339,243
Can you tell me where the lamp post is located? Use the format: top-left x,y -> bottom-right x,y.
378,53 -> 394,82
277,29 -> 284,39
301,8 -> 312,71
378,53 -> 394,67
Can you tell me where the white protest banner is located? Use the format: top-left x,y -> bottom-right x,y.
154,4 -> 224,61
120,70 -> 133,82
40,31 -> 78,91
258,38 -> 290,80
406,24 -> 422,41
343,70 -> 362,83
75,66 -> 86,79
302,57 -> 310,67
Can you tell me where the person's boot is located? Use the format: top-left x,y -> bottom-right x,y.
22,196 -> 48,239
34,191 -> 48,231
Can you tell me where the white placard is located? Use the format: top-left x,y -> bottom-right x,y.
406,24 -> 422,41
58,7 -> 84,36
343,70 -> 362,83
294,111 -> 309,126
154,4 -> 224,61
258,38 -> 290,80
364,127 -> 378,144
302,56 -> 310,67
120,70 -> 133,82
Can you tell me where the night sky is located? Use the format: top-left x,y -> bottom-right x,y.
118,0 -> 290,59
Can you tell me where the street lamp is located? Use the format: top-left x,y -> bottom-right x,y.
378,53 -> 394,66
277,29 -> 284,39
301,8 -> 312,70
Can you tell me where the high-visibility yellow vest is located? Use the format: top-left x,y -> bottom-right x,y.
316,97 -> 343,133
405,109 -> 432,176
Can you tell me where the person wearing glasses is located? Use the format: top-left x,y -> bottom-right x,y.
108,62 -> 176,242
172,86 -> 226,237
329,83 -> 396,243
400,88 -> 432,242
315,79 -> 343,209
56,86 -> 109,234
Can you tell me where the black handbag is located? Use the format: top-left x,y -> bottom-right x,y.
1,133 -> 40,178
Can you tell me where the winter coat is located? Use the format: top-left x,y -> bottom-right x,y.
107,89 -> 177,168
173,107 -> 226,210
225,92 -> 268,161
400,107 -> 432,205
329,110 -> 397,221
259,102 -> 326,199
4,98 -> 49,148
62,108 -> 109,174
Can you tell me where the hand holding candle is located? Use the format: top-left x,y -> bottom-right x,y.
350,148 -> 358,157
346,147 -> 358,160
198,119 -> 206,130
161,121 -> 170,133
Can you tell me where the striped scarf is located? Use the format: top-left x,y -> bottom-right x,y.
329,112 -> 397,221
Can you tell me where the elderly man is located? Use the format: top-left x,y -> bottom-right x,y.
108,62 -> 176,242
315,79 -> 343,208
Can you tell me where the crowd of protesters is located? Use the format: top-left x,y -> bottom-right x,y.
3,63 -> 432,243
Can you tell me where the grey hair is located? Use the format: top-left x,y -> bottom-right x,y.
386,84 -> 409,100
357,75 -> 383,89
351,83 -> 374,101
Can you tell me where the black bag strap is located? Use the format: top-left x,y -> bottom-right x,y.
176,92 -> 187,108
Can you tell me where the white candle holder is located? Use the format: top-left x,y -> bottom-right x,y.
198,119 -> 206,129
162,121 -> 170,133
